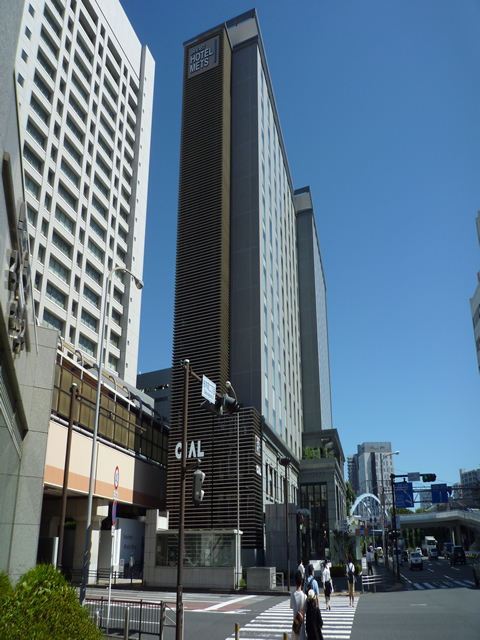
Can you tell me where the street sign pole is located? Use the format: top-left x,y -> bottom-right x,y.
107,467 -> 119,635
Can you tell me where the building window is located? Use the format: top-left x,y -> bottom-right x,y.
25,174 -> 40,200
46,282 -> 66,310
43,309 -> 63,333
85,261 -> 101,285
48,256 -> 70,283
79,333 -> 95,357
108,353 -> 118,372
81,309 -> 97,332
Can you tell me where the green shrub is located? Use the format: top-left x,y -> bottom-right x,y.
0,573 -> 13,603
0,564 -> 102,640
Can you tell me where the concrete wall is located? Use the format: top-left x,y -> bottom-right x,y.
144,566 -> 236,590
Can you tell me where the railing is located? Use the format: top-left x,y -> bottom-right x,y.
68,564 -> 143,585
361,574 -> 386,593
85,596 -> 174,639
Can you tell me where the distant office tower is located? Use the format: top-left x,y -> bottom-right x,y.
15,0 -> 154,385
347,455 -> 359,493
351,442 -> 396,510
165,10 -> 342,571
470,213 -> 480,376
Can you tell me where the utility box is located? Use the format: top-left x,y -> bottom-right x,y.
248,567 -> 276,591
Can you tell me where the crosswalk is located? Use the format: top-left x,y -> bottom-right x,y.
406,577 -> 475,590
226,597 -> 358,639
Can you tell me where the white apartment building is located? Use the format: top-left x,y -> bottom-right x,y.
350,441 -> 397,511
15,0 -> 154,385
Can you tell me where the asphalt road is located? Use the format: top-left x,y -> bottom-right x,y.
397,553 -> 477,590
351,587 -> 478,640
86,557 -> 479,640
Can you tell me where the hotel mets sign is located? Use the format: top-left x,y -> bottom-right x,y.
188,36 -> 219,78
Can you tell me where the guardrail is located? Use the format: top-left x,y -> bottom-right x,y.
361,574 -> 386,593
68,565 -> 143,585
275,572 -> 285,590
85,596 -> 172,639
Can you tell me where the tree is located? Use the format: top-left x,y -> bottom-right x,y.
345,481 -> 356,517
303,446 -> 321,459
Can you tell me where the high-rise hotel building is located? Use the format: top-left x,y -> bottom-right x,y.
15,0 -> 154,385
160,10 -> 344,573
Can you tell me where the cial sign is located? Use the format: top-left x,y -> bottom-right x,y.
188,36 -> 219,78
175,440 -> 204,460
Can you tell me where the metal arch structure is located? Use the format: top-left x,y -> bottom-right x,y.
349,493 -> 383,522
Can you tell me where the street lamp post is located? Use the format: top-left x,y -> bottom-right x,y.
79,266 -> 143,605
379,451 -> 399,564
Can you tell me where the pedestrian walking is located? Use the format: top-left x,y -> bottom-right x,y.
366,547 -> 373,575
304,563 -> 320,607
367,547 -> 373,576
321,561 -> 333,610
345,556 -> 356,607
298,560 -> 305,586
305,588 -> 324,640
291,569 -> 307,640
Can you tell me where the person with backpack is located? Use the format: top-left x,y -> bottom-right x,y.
290,569 -> 307,639
345,556 -> 356,606
304,563 -> 320,607
305,588 -> 324,640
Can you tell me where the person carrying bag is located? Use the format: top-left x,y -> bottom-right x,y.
291,569 -> 307,639
292,593 -> 306,635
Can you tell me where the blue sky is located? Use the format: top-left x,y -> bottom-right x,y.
121,0 -> 480,489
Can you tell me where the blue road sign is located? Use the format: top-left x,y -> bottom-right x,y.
431,483 -> 449,504
395,481 -> 414,508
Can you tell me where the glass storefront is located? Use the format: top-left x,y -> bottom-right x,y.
156,531 -> 236,567
300,483 -> 329,560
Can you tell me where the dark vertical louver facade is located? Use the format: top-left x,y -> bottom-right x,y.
167,25 -> 264,552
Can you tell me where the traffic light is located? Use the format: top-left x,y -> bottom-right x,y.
193,468 -> 205,506
422,474 -> 436,482
201,397 -> 223,416
222,393 -> 240,415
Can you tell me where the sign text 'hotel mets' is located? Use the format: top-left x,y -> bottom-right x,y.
188,36 -> 219,78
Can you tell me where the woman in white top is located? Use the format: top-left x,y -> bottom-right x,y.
321,562 -> 332,610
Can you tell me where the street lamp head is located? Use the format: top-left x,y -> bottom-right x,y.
226,381 -> 232,389
134,277 -> 144,290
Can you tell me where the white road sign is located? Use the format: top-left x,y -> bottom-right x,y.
202,375 -> 216,403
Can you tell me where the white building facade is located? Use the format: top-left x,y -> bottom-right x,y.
350,441 -> 397,511
15,0 -> 154,385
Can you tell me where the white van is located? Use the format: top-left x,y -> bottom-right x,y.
427,546 -> 438,560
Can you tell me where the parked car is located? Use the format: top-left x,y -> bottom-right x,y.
473,554 -> 480,587
409,550 -> 423,570
450,545 -> 466,565
441,542 -> 454,559
401,549 -> 409,562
